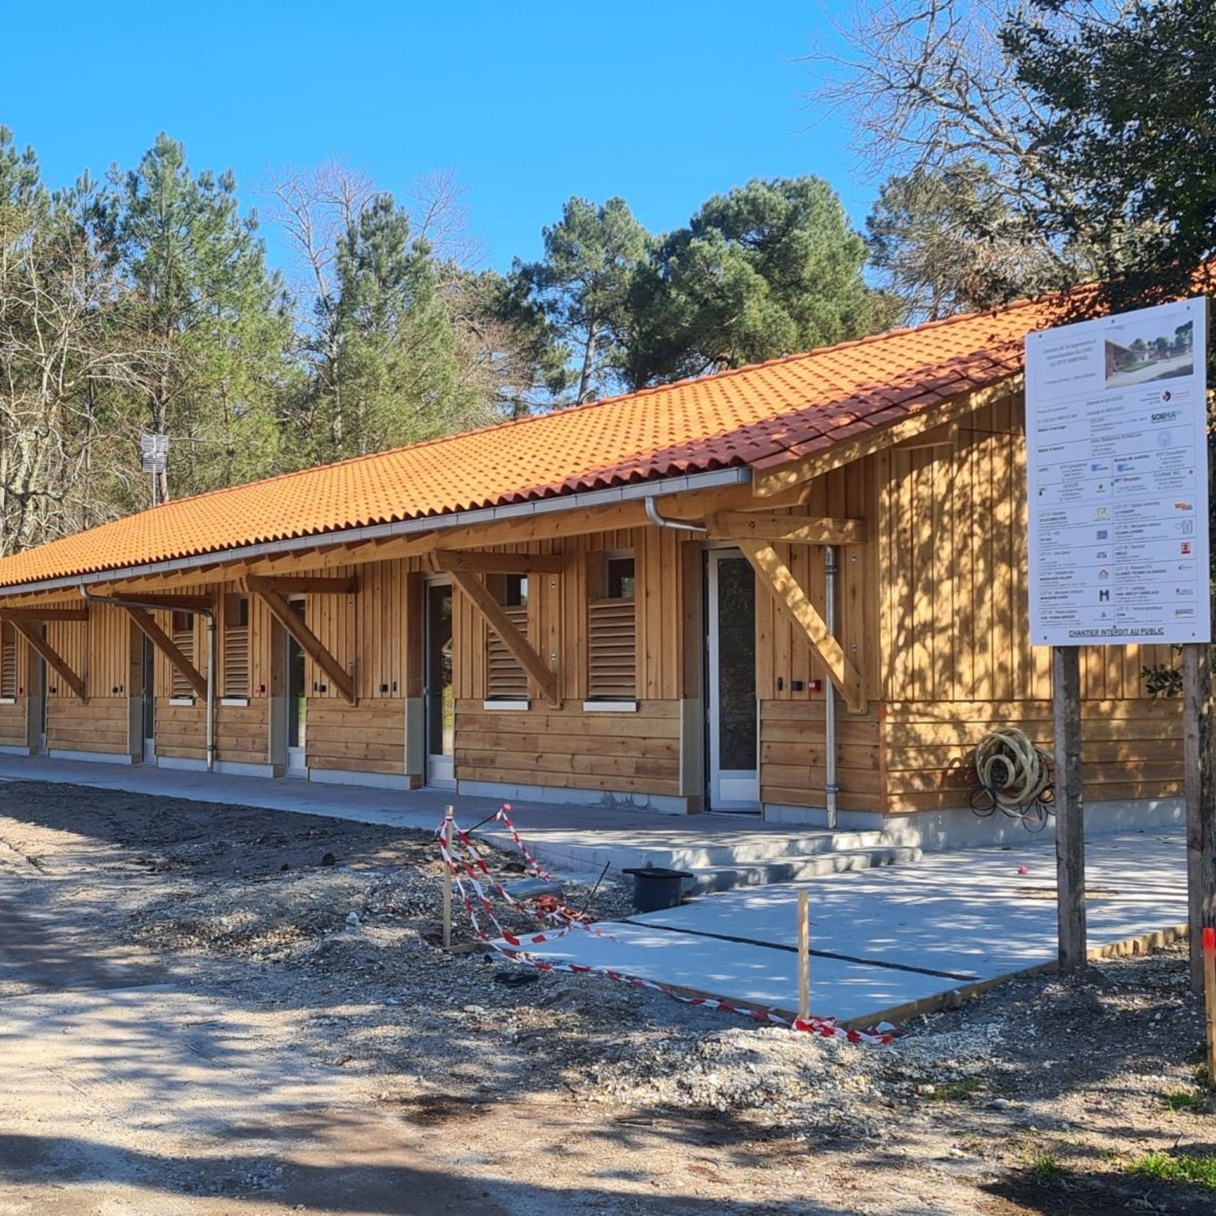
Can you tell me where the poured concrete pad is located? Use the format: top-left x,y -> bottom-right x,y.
509,832 -> 1190,1025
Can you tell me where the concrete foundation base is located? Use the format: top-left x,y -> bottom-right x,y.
48,749 -> 134,766
459,779 -> 693,816
763,796 -> 1186,851
308,768 -> 412,792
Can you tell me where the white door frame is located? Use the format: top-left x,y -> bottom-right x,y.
706,549 -> 759,809
424,576 -> 455,789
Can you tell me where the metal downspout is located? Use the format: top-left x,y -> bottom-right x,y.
644,497 -> 708,534
80,586 -> 217,773
824,546 -> 839,830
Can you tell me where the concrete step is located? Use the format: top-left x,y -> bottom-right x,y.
617,829 -> 895,872
685,845 -> 924,895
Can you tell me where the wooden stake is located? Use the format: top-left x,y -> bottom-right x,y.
1183,643 -> 1216,996
1203,926 -> 1216,1090
1052,645 -> 1086,970
441,807 -> 454,952
797,891 -> 810,1022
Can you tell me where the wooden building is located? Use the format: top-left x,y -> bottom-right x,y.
0,297 -> 1185,844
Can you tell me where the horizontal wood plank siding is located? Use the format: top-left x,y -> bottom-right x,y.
157,701 -> 206,760
306,700 -> 405,775
215,701 -> 269,765
455,699 -> 680,795
48,697 -> 128,755
759,700 -> 883,811
881,698 -> 1184,812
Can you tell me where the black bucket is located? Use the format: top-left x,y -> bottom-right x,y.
622,867 -> 693,913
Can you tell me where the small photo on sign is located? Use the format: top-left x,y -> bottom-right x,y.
1104,318 -> 1194,389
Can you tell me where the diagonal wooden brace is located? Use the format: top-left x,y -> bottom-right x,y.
6,618 -> 87,702
449,570 -> 559,706
252,585 -> 356,704
120,606 -> 207,700
736,539 -> 865,712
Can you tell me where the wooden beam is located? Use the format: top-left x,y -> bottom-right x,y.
97,594 -> 215,612
243,574 -> 358,596
708,513 -> 868,545
8,619 -> 87,702
753,377 -> 1022,498
251,585 -> 356,704
432,550 -> 564,575
449,570 -> 560,706
120,606 -> 207,700
0,607 -> 89,622
893,420 -> 959,451
736,539 -> 865,712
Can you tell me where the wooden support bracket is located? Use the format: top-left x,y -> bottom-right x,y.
449,570 -> 560,706
433,550 -> 564,575
5,618 -> 88,702
120,606 -> 207,700
708,513 -> 868,545
101,593 -> 215,613
736,539 -> 865,713
251,585 -> 356,704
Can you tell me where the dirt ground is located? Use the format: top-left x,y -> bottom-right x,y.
1,777 -> 1214,1215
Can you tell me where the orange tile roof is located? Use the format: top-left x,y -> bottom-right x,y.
0,295 -> 1061,591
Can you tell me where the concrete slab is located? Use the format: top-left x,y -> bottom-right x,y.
507,832 -> 1190,1026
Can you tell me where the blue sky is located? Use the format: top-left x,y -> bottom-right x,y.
0,1 -> 868,274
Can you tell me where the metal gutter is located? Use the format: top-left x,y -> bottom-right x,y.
0,468 -> 750,598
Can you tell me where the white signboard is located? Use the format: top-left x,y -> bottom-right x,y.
1025,296 -> 1209,646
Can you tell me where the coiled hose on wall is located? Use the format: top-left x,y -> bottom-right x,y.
968,728 -> 1055,831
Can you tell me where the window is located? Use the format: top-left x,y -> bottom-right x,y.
486,574 -> 528,699
171,611 -> 195,699
223,594 -> 249,698
0,623 -> 16,699
588,552 -> 636,700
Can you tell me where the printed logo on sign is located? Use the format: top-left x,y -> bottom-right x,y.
1152,409 -> 1179,423
1181,541 -> 1193,554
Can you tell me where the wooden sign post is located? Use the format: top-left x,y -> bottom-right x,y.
1183,644 -> 1216,997
1052,646 -> 1086,970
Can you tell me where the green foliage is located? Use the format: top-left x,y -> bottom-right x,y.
509,196 -> 648,404
1002,0 -> 1216,313
1128,1151 -> 1216,1188
866,160 -> 1062,323
1162,1088 -> 1209,1113
625,177 -> 891,388
99,133 -> 293,502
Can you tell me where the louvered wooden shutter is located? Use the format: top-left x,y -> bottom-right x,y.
171,615 -> 195,698
587,598 -> 636,699
0,625 -> 16,698
486,607 -> 528,699
224,628 -> 249,697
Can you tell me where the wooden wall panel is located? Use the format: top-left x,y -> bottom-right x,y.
455,699 -> 680,796
306,700 -> 405,775
881,698 -> 1184,812
156,701 -> 206,760
44,618 -> 86,702
215,701 -> 269,765
759,700 -> 883,812
47,697 -> 128,755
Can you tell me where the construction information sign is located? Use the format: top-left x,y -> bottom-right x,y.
1025,296 -> 1209,646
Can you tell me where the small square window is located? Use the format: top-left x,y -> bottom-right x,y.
502,574 -> 528,607
605,556 -> 635,600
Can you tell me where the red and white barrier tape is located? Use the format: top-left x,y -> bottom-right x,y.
492,940 -> 897,1044
437,807 -> 616,947
437,806 -> 898,1045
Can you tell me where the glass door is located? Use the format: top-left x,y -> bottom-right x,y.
140,634 -> 156,763
285,599 -> 307,777
706,550 -> 759,809
425,579 -> 455,788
